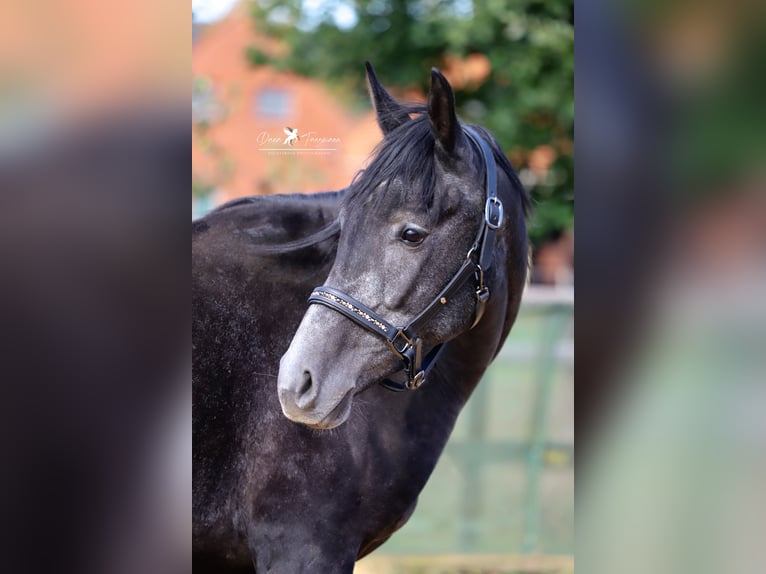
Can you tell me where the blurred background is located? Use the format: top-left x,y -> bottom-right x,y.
193,2 -> 574,571
576,2 -> 766,574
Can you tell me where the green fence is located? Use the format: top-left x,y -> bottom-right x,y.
361,287 -> 574,569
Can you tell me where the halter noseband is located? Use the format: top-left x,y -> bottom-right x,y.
307,126 -> 503,391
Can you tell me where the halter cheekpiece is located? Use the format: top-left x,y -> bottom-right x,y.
308,126 -> 503,392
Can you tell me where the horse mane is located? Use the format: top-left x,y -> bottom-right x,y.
463,122 -> 533,218
210,190 -> 346,214
248,219 -> 340,254
345,104 -> 532,219
201,191 -> 344,255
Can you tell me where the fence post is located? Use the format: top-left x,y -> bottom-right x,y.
522,304 -> 571,553
457,373 -> 490,552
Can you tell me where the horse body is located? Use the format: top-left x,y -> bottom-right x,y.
193,66 -> 529,573
193,191 -> 343,566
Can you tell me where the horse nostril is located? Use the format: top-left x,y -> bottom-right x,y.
298,370 -> 313,396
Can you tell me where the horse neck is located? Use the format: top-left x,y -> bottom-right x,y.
445,282 -> 509,397
433,170 -> 529,403
410,214 -> 525,416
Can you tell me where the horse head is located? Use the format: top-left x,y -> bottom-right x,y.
277,64 -> 529,429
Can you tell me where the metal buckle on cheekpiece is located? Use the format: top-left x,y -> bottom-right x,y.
407,370 -> 426,390
387,329 -> 415,357
393,332 -> 423,390
485,197 -> 504,230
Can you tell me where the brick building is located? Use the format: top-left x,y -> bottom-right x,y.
192,4 -> 381,215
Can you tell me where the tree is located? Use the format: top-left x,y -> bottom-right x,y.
248,0 -> 573,246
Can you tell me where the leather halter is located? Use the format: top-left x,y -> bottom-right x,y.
308,126 -> 503,391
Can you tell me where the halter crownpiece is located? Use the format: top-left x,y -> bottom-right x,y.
308,125 -> 503,391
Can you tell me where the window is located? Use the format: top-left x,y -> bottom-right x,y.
254,89 -> 293,119
193,76 -> 220,124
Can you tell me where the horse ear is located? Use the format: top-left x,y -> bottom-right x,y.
428,68 -> 459,153
365,61 -> 410,135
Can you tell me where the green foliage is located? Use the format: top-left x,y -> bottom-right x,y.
245,45 -> 270,67
192,177 -> 215,199
249,0 -> 573,245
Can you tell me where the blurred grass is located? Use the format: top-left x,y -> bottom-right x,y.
355,553 -> 575,574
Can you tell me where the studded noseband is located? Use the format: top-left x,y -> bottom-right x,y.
308,126 -> 503,391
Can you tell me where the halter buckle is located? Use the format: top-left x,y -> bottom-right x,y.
388,329 -> 415,357
474,263 -> 485,291
485,197 -> 504,230
406,370 -> 426,390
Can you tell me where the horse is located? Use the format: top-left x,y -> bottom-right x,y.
192,63 -> 530,573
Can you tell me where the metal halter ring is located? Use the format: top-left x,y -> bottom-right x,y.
406,370 -> 426,390
485,197 -> 504,230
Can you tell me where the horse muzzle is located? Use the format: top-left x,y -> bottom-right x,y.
277,328 -> 357,429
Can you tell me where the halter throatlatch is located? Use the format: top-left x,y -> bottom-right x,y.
308,126 -> 503,391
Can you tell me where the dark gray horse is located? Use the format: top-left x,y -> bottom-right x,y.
193,64 -> 530,573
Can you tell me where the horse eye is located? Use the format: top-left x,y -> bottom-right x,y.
400,228 -> 426,246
